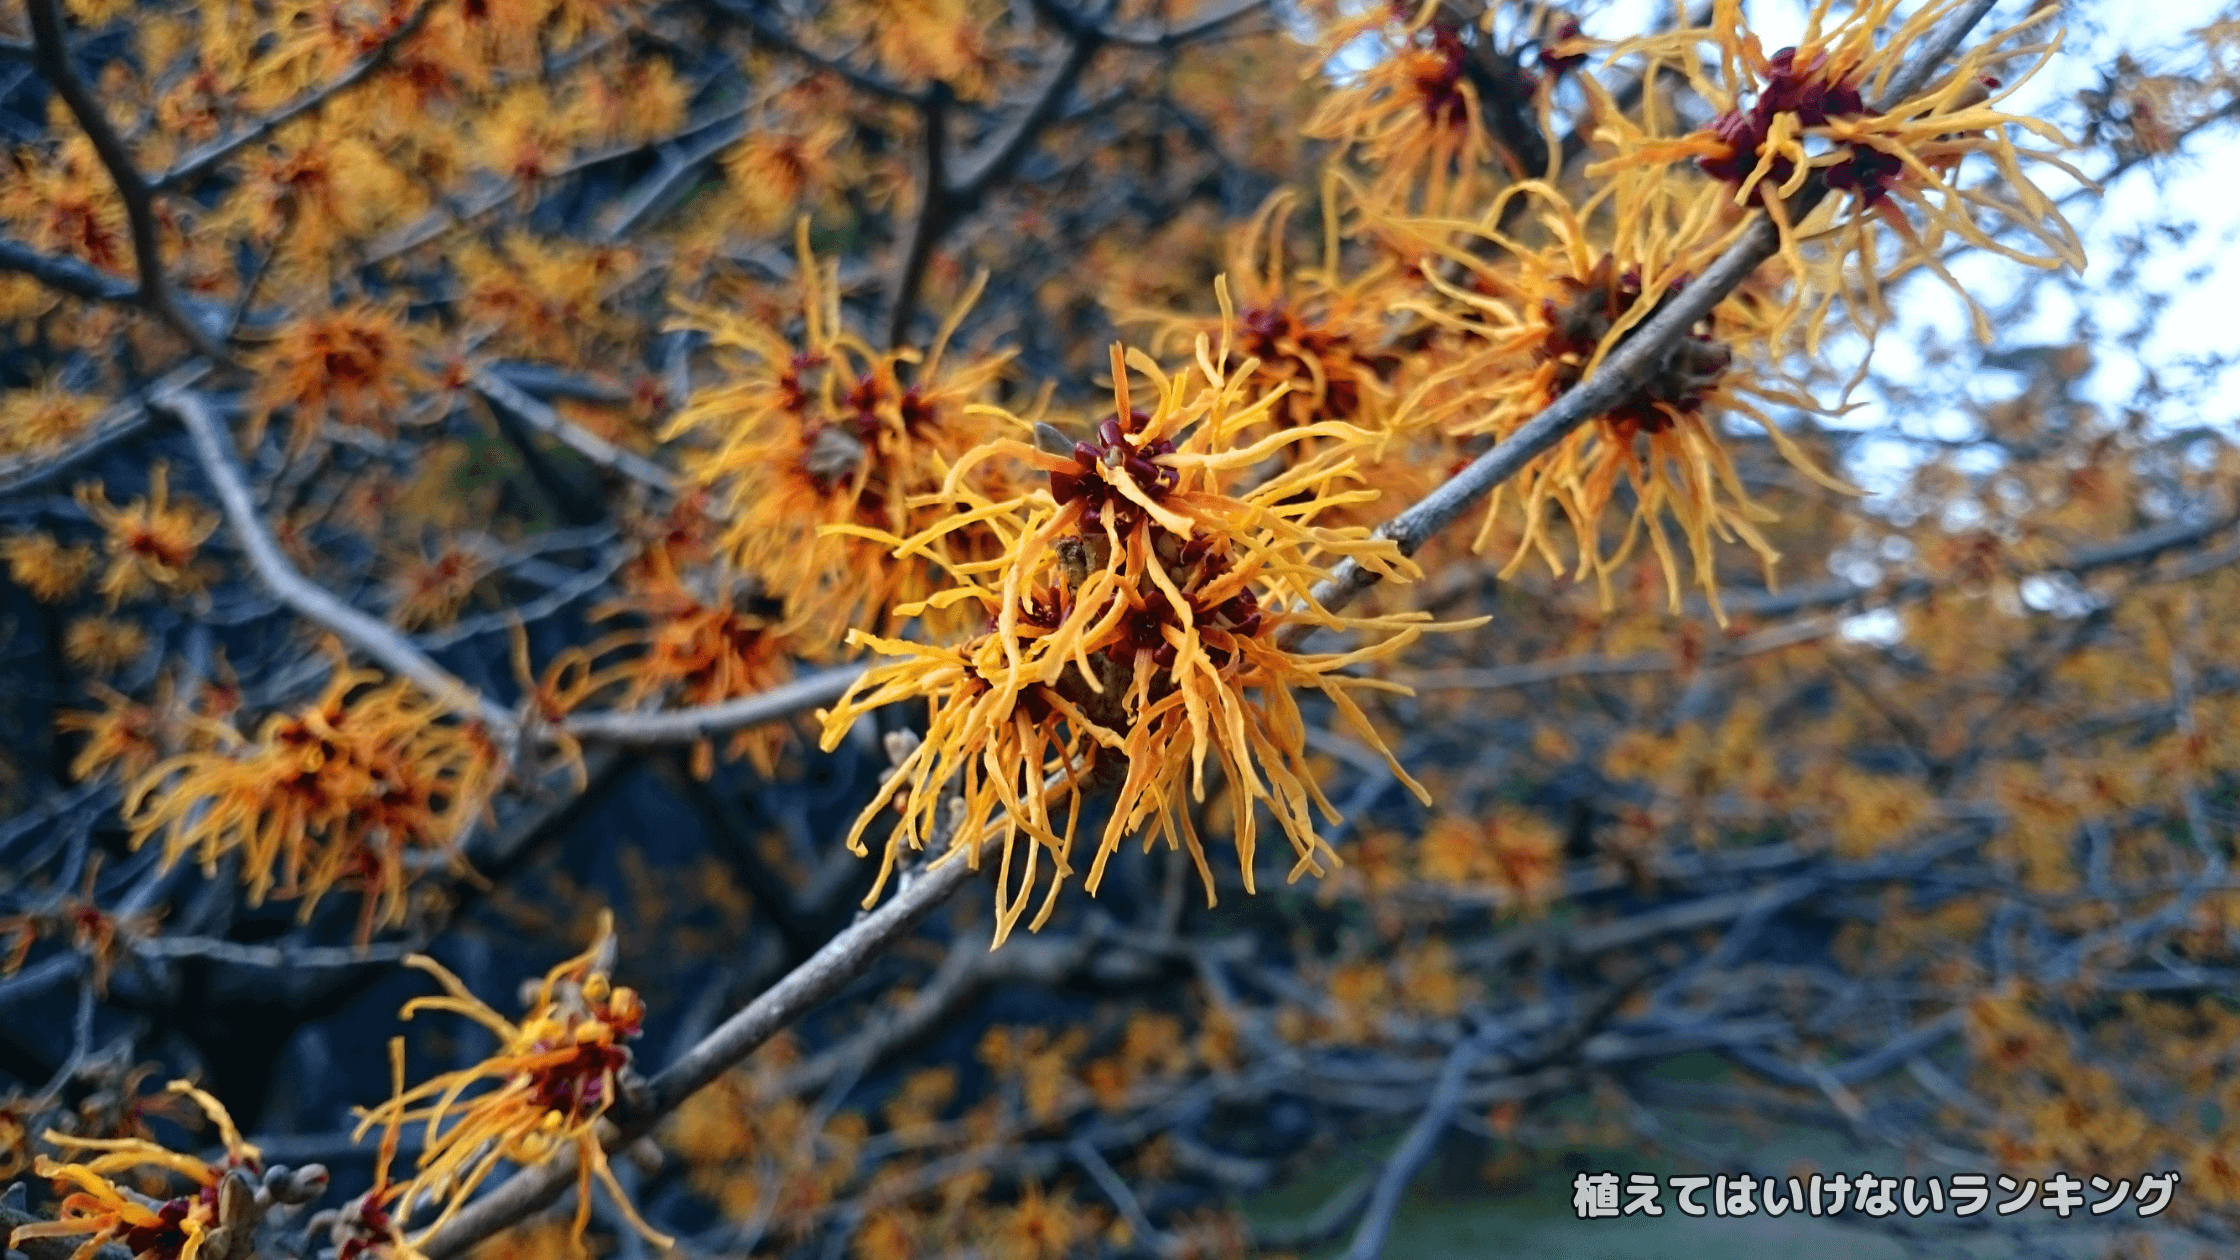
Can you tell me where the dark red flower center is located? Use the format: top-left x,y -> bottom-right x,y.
1699,46 -> 1868,197
1048,412 -> 1178,533
526,1039 -> 631,1119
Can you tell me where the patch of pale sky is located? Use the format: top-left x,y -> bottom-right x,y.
1788,0 -> 2240,495
1585,3 -> 2240,470
1576,3 -> 2240,627
1355,2 -> 2238,447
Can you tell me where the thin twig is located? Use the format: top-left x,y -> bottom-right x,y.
703,0 -> 926,106
0,234 -> 135,304
0,361 -> 211,498
1056,0 -> 1269,50
152,0 -> 439,190
1717,507 -> 2239,619
557,664 -> 865,745
948,18 -> 1103,203
0,950 -> 86,1011
130,935 -> 418,967
885,83 -> 952,350
1399,615 -> 1836,690
21,0 -> 233,363
414,810 -> 997,1258
777,928 -> 1094,1097
1070,1138 -> 1175,1256
1339,1018 -> 1511,1260
1252,1173 -> 1375,1252
598,114 -> 749,240
883,9 -> 1106,344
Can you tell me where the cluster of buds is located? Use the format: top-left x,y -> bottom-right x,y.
1697,42 -> 2007,210
1045,413 -> 1180,532
1410,21 -> 1474,128
1233,303 -> 1398,430
5,1082 -> 328,1260
787,351 -> 945,493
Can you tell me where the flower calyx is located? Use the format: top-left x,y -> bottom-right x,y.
1045,413 -> 1179,532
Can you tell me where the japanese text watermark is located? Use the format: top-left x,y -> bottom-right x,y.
1570,1171 -> 2180,1220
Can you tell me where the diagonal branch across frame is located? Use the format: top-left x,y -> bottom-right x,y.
395,6 -> 2010,1254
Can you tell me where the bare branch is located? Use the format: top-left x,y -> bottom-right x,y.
1397,616 -> 1837,693
777,927 -> 1094,1097
556,664 -> 865,746
158,388 -> 520,738
948,20 -> 1102,204
1717,507 -> 2240,619
598,113 -> 749,240
1026,0 -> 1269,50
0,233 -> 135,304
0,950 -> 85,1012
1339,1018 -> 1511,1260
885,83 -> 953,350
701,0 -> 926,106
0,361 -> 211,499
1251,1174 -> 1375,1253
1301,216 -> 1788,626
885,11 -> 1102,345
1724,1009 -> 1967,1090
1400,650 -> 1673,692
483,361 -> 634,404
1070,1138 -> 1177,1257
131,935 -> 417,968
881,6 -> 1110,348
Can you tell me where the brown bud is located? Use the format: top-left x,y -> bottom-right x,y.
216,1168 -> 257,1224
277,1163 -> 331,1206
1032,422 -> 1076,458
